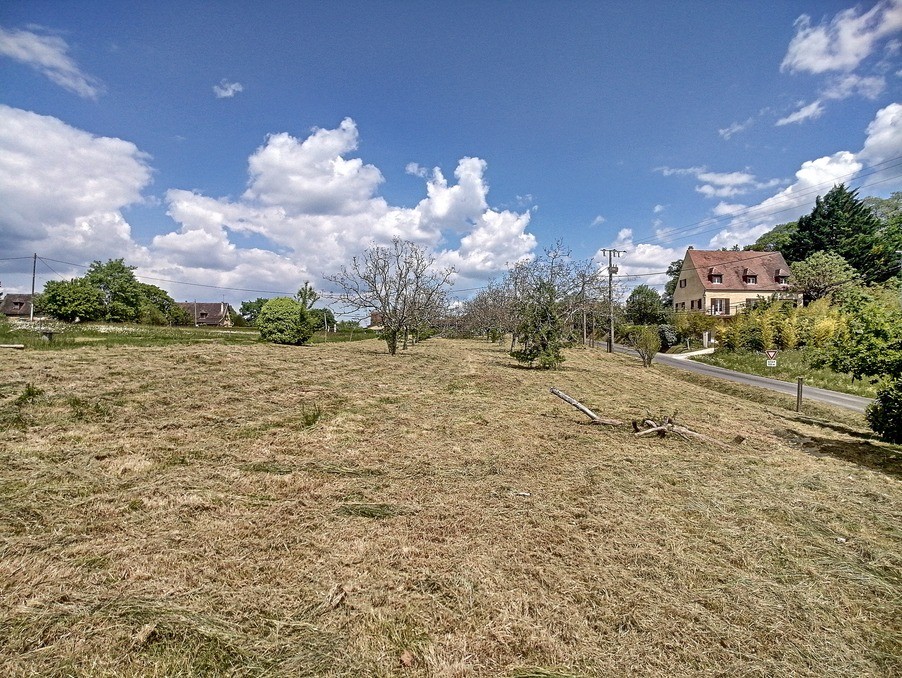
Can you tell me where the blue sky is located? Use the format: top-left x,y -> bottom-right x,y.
1,0 -> 900,312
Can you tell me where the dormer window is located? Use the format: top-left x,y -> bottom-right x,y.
710,274 -> 723,284
744,274 -> 757,284
774,268 -> 789,284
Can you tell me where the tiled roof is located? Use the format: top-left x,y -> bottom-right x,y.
0,294 -> 33,316
684,250 -> 792,291
176,302 -> 232,325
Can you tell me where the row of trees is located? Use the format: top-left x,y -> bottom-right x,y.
36,259 -> 192,325
453,243 -> 620,369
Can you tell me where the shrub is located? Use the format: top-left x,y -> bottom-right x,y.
630,325 -> 660,367
257,298 -> 313,345
866,379 -> 902,444
658,324 -> 678,350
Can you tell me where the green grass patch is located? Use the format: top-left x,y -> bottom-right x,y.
303,462 -> 384,477
692,348 -> 881,398
0,321 -> 261,350
336,503 -> 407,519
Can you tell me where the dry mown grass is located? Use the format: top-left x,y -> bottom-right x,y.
1,338 -> 899,677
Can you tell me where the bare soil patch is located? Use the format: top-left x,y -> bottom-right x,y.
1,339 -> 899,676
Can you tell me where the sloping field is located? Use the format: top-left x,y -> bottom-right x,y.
1,338 -> 899,677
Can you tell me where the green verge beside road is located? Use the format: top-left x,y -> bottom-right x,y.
691,348 -> 882,399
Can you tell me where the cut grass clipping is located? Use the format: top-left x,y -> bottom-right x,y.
336,503 -> 408,519
0,338 -> 898,676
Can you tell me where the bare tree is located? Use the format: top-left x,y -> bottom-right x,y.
327,239 -> 455,355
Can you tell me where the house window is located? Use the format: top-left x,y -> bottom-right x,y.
697,298 -> 702,309
679,279 -> 687,288
710,274 -> 722,284
744,274 -> 757,284
690,300 -> 695,310
746,298 -> 759,310
199,312 -> 208,319
775,275 -> 788,284
680,302 -> 686,310
710,298 -> 730,315
13,302 -> 23,310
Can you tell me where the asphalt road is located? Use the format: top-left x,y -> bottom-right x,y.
613,345 -> 873,413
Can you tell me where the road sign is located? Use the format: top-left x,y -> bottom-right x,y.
766,359 -> 777,367
765,350 -> 778,360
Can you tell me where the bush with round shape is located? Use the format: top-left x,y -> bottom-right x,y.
866,379 -> 902,444
257,297 -> 313,345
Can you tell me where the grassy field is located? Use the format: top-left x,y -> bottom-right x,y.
691,348 -> 882,398
1,338 -> 899,676
0,320 -> 376,350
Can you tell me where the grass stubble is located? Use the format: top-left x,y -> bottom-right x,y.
0,338 -> 899,677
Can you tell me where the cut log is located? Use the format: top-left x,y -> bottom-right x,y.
550,388 -> 623,426
0,344 -> 25,350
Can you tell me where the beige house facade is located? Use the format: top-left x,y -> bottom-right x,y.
672,249 -> 800,317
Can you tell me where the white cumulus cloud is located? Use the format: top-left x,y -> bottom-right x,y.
0,109 -> 536,300
0,105 -> 150,264
0,25 -> 102,98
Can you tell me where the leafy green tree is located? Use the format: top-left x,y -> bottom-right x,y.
625,284 -> 665,325
295,282 -> 320,310
511,280 -> 565,369
83,259 -> 145,322
784,185 -> 884,276
228,309 -> 249,327
821,300 -> 902,443
824,302 -> 902,382
789,251 -> 859,304
257,297 -> 314,345
137,282 -> 188,325
662,260 -> 682,307
239,298 -> 269,325
744,222 -> 797,252
38,279 -> 105,322
862,192 -> 902,223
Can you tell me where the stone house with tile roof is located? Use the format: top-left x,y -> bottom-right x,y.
0,294 -> 33,318
672,249 -> 800,317
176,302 -> 234,327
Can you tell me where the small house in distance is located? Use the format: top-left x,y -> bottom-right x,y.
176,301 -> 234,327
0,294 -> 33,319
672,249 -> 799,317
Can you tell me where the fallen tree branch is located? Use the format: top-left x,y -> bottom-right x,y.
550,388 -> 623,426
632,416 -> 730,448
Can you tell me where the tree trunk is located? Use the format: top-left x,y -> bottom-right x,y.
386,331 -> 398,355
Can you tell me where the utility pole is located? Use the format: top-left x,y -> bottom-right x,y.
30,253 -> 36,322
598,249 -> 624,353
